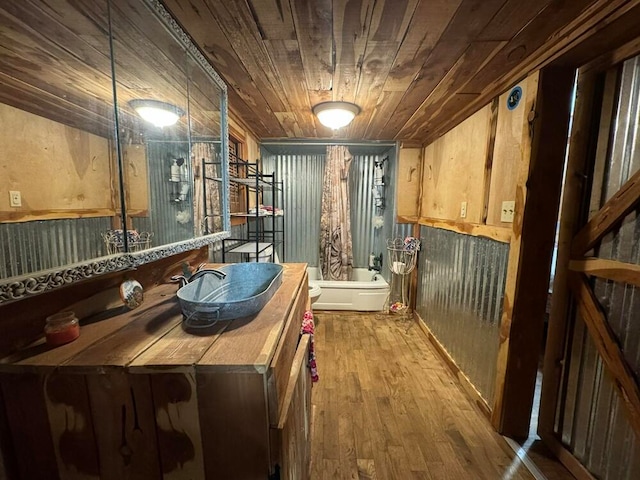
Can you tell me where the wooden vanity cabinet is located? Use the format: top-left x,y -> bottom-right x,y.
0,263 -> 311,480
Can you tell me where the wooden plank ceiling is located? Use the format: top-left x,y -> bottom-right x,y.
2,1 -> 639,145
163,0 -> 640,144
0,0 -> 220,140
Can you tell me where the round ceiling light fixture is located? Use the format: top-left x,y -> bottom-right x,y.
312,101 -> 360,129
129,99 -> 184,128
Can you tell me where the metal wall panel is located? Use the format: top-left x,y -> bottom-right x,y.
262,148 -> 398,269
416,226 -> 509,403
139,142 -> 195,246
557,55 -> 640,480
262,153 -> 324,265
0,217 -> 112,278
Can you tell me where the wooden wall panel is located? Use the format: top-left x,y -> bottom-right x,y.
419,105 -> 492,223
87,373 -> 161,479
229,115 -> 260,162
122,144 -> 149,217
151,373 -> 205,479
44,372 -> 100,478
0,103 -> 116,222
486,75 -> 539,226
0,374 -> 58,480
197,372 -> 270,479
396,147 -> 422,219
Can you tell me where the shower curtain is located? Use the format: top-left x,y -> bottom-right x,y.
320,145 -> 353,280
192,143 -> 222,236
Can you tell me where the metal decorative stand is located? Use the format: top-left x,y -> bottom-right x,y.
387,237 -> 420,314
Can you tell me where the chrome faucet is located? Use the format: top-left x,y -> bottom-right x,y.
368,253 -> 383,273
170,263 -> 227,287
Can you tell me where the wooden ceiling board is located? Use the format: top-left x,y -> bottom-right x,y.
351,1 -> 419,138
419,0 -> 636,144
2,0 -> 639,145
555,3 -> 640,69
0,71 -> 114,138
475,0 -> 554,41
0,5 -> 116,137
397,40 -> 507,140
290,0 -> 333,93
246,0 -> 296,40
34,0 -> 110,37
458,0 -> 600,96
377,0 -> 509,140
381,0 -> 461,93
332,0 -> 375,104
362,0 -> 461,139
262,39 -> 315,136
203,0 -> 289,112
161,0 -> 284,138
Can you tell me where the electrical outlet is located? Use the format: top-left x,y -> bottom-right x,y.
9,191 -> 21,207
501,200 -> 515,222
460,201 -> 467,218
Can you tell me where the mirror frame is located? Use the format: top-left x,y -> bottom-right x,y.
0,0 -> 230,305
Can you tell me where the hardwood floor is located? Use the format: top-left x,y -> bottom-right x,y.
309,312 -> 548,480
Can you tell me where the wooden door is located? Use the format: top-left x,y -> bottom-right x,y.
275,335 -> 311,480
540,52 -> 640,479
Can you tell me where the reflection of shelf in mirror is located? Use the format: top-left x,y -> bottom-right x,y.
211,176 -> 281,190
227,242 -> 272,254
231,212 -> 284,217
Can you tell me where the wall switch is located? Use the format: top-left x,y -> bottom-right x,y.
460,201 -> 467,218
9,191 -> 21,207
501,200 -> 515,222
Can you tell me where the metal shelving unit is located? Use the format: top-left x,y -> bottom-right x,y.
220,158 -> 284,262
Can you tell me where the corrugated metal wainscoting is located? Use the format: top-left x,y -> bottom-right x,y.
556,55 -> 640,479
0,217 -> 112,279
416,226 -> 509,404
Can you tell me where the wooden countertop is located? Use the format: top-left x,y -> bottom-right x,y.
0,263 -> 307,375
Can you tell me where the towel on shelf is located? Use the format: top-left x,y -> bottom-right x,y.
301,310 -> 319,382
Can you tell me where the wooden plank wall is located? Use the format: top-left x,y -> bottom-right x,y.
407,69 -> 575,438
416,75 -> 541,233
396,147 -> 422,220
0,103 -> 117,222
486,75 -> 539,226
420,104 -> 493,225
121,144 -> 150,217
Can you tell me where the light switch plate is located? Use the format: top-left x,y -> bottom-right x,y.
501,200 -> 515,222
460,201 -> 467,218
9,191 -> 21,207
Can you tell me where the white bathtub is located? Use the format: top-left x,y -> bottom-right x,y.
307,267 -> 389,311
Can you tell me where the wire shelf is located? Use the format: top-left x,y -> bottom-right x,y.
386,237 -> 421,313
386,237 -> 420,275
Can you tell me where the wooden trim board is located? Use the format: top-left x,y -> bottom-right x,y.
538,69 -> 601,447
568,271 -> 640,438
539,431 -> 596,480
417,217 -> 511,243
571,168 -> 640,256
492,68 -> 574,438
569,257 -> 640,287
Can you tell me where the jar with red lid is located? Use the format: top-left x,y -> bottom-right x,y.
45,311 -> 80,346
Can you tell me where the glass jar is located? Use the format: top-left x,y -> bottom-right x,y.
45,311 -> 80,346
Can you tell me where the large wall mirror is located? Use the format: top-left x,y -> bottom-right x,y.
0,0 -> 229,304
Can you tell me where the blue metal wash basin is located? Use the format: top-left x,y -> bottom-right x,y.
176,263 -> 283,328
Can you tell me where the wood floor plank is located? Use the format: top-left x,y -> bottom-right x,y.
310,312 -> 563,480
